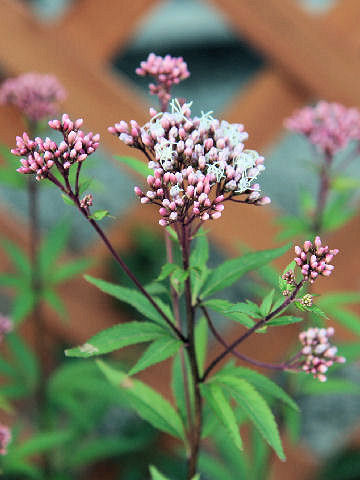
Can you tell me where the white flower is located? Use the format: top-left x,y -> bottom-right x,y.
219,120 -> 248,147
170,98 -> 193,122
206,161 -> 225,182
154,140 -> 175,170
234,149 -> 259,171
199,110 -> 214,130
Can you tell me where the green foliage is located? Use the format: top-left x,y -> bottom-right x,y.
129,336 -> 182,376
210,374 -> 285,461
266,315 -> 303,327
200,382 -> 243,451
201,299 -> 255,328
171,353 -> 195,427
149,465 -> 171,480
200,243 -> 290,299
84,275 -> 174,329
65,322 -> 168,358
190,232 -> 209,303
194,317 -> 208,377
114,155 -> 152,178
88,209 -> 110,221
260,289 -> 275,316
0,144 -> 26,189
97,360 -> 185,441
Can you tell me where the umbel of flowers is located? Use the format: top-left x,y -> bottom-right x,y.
0,72 -> 66,123
109,99 -> 269,229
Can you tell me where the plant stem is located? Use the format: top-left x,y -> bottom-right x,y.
181,223 -> 202,479
47,173 -> 185,342
201,305 -> 293,371
201,281 -> 304,381
313,152 -> 332,233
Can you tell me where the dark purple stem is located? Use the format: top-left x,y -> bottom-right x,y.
201,281 -> 304,381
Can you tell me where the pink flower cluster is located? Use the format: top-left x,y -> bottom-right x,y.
285,101 -> 360,156
136,53 -> 190,109
12,114 -> 100,181
109,100 -> 269,227
0,424 -> 11,455
0,315 -> 13,342
0,73 -> 66,122
294,236 -> 339,283
299,327 -> 345,382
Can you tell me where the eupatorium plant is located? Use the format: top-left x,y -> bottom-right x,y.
9,55 -> 349,479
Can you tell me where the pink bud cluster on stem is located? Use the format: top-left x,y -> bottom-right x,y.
12,114 -> 99,181
109,99 -> 269,235
285,101 -> 360,156
294,236 -> 339,283
0,73 -> 66,123
136,53 -> 190,111
297,327 -> 345,382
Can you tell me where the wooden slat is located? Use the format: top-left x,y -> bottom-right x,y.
211,0 -> 360,105
56,0 -> 162,64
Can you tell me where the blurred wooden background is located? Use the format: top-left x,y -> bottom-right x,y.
0,0 -> 359,478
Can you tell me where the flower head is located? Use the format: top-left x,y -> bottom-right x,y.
285,101 -> 360,156
108,99 -> 269,227
0,73 -> 66,122
294,236 -> 338,283
298,327 -> 345,382
136,53 -> 190,109
0,424 -> 11,455
12,114 -> 99,181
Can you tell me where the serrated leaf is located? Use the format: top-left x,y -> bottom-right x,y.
202,299 -> 255,328
260,289 -> 274,316
65,321 -> 167,358
200,244 -> 290,299
215,375 -> 285,461
226,301 -> 261,318
84,275 -> 175,328
129,336 -> 181,376
201,382 -> 243,451
89,209 -> 109,221
97,360 -> 185,440
267,315 -> 303,327
216,365 -> 299,411
195,316 -> 208,376
114,155 -> 152,178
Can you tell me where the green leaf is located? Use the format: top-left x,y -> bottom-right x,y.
267,315 -> 303,327
190,229 -> 209,271
165,226 -> 178,242
171,353 -> 194,426
38,221 -> 71,274
301,378 -> 360,395
215,375 -> 285,461
6,333 -> 39,391
318,292 -> 360,307
260,289 -> 274,316
329,308 -> 360,336
65,321 -> 167,358
61,193 -> 75,206
42,289 -> 67,319
129,336 -> 182,376
89,209 -> 109,221
0,273 -> 23,288
202,299 -> 255,328
226,300 -> 262,318
157,263 -> 179,281
114,155 -> 152,178
200,244 -> 290,299
0,238 -> 31,277
195,316 -> 208,376
78,177 -> 93,195
201,382 -> 243,451
216,365 -> 299,411
10,431 -> 72,459
84,275 -> 174,328
149,466 -> 170,480
50,258 -> 93,284
97,360 -> 185,440
11,290 -> 36,323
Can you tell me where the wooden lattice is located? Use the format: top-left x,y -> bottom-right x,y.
0,1 -> 359,476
